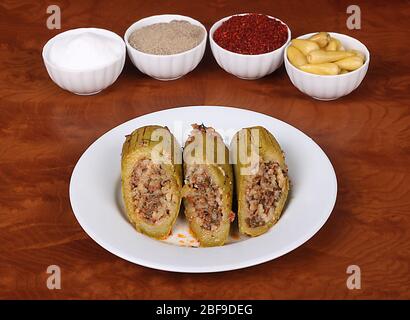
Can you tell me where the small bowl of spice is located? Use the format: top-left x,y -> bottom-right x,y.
42,28 -> 126,95
125,14 -> 207,80
210,13 -> 291,80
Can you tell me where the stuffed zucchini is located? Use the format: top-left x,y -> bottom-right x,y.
182,124 -> 234,247
231,126 -> 289,237
121,125 -> 183,239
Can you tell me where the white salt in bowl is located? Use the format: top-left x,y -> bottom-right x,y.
42,28 -> 126,95
284,32 -> 370,100
124,14 -> 207,81
209,13 -> 291,80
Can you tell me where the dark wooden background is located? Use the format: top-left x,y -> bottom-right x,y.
0,0 -> 409,299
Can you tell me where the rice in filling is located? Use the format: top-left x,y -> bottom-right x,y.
245,161 -> 286,228
185,165 -> 223,231
130,159 -> 173,224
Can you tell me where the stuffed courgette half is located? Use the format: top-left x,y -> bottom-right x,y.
121,125 -> 183,239
182,124 -> 234,247
231,126 -> 289,237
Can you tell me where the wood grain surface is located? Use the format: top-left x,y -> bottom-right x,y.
0,0 -> 409,299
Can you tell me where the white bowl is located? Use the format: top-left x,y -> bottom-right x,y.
209,14 -> 291,80
42,28 -> 126,95
284,32 -> 370,100
124,14 -> 207,81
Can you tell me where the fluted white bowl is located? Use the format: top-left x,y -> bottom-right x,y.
42,28 -> 126,95
209,14 -> 291,80
124,14 -> 207,81
284,32 -> 370,100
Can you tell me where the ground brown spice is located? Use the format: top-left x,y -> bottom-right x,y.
129,20 -> 204,55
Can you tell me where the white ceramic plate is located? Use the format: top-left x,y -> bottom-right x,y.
70,106 -> 337,272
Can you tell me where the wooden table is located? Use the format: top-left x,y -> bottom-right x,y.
0,0 -> 409,299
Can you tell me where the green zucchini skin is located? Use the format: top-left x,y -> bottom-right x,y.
231,126 -> 289,237
121,125 -> 183,239
182,125 -> 234,247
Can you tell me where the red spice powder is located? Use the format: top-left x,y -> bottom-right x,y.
213,13 -> 289,55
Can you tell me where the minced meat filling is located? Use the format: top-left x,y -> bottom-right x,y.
245,161 -> 285,228
185,166 -> 223,231
130,159 -> 173,224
